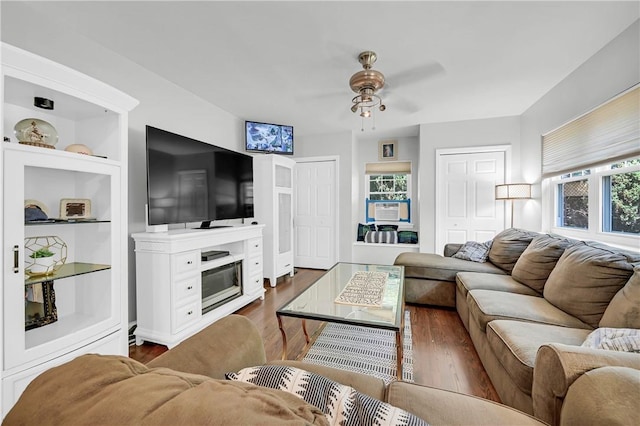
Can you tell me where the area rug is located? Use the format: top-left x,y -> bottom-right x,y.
301,310 -> 413,384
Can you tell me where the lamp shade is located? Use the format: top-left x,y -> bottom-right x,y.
495,183 -> 532,200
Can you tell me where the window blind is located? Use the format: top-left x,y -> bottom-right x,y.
541,85 -> 639,178
365,161 -> 411,174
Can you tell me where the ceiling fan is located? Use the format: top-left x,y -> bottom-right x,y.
349,51 -> 387,118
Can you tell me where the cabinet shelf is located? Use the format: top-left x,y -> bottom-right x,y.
25,313 -> 113,349
25,220 -> 111,226
25,262 -> 110,286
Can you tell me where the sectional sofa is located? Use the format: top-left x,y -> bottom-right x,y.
394,228 -> 640,423
6,315 -> 636,425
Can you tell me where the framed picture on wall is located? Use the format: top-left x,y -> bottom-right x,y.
378,140 -> 397,161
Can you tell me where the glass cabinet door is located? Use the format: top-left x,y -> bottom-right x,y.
278,192 -> 292,254
275,165 -> 292,188
2,148 -> 120,371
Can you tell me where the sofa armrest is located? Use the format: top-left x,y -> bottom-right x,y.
443,243 -> 463,257
147,314 -> 267,379
532,343 -> 640,426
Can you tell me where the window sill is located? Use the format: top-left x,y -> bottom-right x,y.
353,241 -> 419,248
550,227 -> 640,251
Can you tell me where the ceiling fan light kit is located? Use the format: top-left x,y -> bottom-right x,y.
350,51 -> 387,131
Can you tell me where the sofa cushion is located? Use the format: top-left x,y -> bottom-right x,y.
488,228 -> 539,273
487,320 -> 591,396
228,365 -> 427,425
456,272 -> 539,303
387,381 -> 546,425
561,366 -> 640,426
394,252 -> 505,282
543,241 -> 640,328
600,266 -> 640,329
467,289 -> 592,332
4,354 -> 328,425
511,234 -> 576,293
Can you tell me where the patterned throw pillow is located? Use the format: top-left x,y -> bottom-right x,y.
452,240 -> 493,263
357,223 -> 376,241
365,230 -> 398,244
398,231 -> 419,244
581,328 -> 640,353
377,224 -> 399,232
227,365 -> 428,426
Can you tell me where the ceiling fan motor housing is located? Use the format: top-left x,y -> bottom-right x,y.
349,69 -> 385,94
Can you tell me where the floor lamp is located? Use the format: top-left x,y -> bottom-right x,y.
495,183 -> 532,228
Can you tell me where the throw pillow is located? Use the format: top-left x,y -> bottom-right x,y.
451,240 -> 492,263
511,234 -> 576,294
487,228 -> 539,272
398,230 -> 418,244
365,230 -> 399,244
227,365 -> 427,426
543,241 -> 639,328
581,328 -> 640,353
600,266 -> 640,329
357,223 -> 376,241
377,224 -> 399,232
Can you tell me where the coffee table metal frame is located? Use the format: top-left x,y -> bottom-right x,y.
276,262 -> 405,380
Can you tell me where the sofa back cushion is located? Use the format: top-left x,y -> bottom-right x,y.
511,234 -> 576,293
488,228 -> 539,272
599,267 -> 640,329
543,241 -> 639,328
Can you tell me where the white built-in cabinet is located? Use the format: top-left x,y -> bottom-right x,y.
0,43 -> 138,416
253,155 -> 295,287
131,225 -> 265,348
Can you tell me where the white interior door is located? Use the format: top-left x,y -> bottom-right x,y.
294,159 -> 337,269
436,149 -> 506,253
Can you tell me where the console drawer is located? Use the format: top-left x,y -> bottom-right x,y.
173,251 -> 200,276
173,277 -> 200,305
247,237 -> 262,257
173,301 -> 200,333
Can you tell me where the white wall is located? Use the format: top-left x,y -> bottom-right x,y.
520,20 -> 640,233
418,116 -> 522,253
2,2 -> 244,322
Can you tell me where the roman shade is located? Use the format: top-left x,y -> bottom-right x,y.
365,161 -> 411,174
541,85 -> 639,178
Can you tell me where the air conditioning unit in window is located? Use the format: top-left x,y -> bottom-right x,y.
374,202 -> 400,221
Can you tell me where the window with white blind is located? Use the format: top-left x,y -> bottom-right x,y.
365,161 -> 412,223
543,85 -> 640,243
365,161 -> 412,201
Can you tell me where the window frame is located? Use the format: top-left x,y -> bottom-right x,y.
365,173 -> 411,201
548,157 -> 640,247
364,172 -> 412,224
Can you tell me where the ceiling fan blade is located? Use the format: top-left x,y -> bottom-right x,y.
386,61 -> 445,86
383,90 -> 422,114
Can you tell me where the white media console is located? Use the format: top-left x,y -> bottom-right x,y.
131,225 -> 265,347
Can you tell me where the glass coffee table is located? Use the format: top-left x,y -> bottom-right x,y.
276,262 -> 405,380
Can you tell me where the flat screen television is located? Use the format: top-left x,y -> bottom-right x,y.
245,120 -> 293,155
146,125 -> 254,228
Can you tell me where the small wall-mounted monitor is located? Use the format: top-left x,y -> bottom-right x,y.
245,120 -> 293,155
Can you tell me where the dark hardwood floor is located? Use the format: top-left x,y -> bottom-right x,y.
129,268 -> 500,402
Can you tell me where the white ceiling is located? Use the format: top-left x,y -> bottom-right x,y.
7,1 -> 639,137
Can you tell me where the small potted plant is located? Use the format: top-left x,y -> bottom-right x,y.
29,247 -> 56,274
